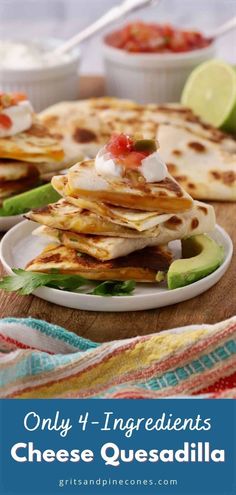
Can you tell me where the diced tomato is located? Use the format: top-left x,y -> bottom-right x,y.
106,134 -> 152,169
106,134 -> 134,156
105,22 -> 211,53
0,113 -> 12,129
118,150 -> 149,169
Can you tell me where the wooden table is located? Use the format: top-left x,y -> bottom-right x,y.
0,77 -> 235,342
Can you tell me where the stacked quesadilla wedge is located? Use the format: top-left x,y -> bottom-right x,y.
39,97 -> 236,201
0,93 -> 64,208
25,134 -> 216,284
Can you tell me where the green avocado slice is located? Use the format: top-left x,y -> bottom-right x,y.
0,207 -> 9,217
2,183 -> 61,216
167,234 -> 224,290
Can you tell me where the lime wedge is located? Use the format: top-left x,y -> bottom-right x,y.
2,183 -> 60,216
181,59 -> 236,132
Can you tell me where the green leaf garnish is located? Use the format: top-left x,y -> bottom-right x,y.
0,269 -> 86,295
0,270 -> 136,297
90,280 -> 136,297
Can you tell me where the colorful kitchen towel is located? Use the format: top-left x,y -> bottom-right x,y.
0,316 -> 235,399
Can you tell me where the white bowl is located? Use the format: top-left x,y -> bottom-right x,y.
103,42 -> 216,104
0,39 -> 80,111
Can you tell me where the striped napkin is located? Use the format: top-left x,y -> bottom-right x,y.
0,316 -> 235,399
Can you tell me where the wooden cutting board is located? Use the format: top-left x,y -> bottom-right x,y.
0,77 -> 235,342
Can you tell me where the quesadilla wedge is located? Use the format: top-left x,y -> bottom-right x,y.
26,198 -> 162,238
27,195 -> 215,245
0,160 -> 39,183
33,226 -> 162,260
0,122 -> 64,163
64,160 -> 193,212
158,124 -> 236,201
52,174 -> 213,233
26,244 -> 172,282
52,174 -> 177,231
39,98 -> 236,162
33,198 -> 215,259
26,199 -> 154,238
0,176 -> 40,202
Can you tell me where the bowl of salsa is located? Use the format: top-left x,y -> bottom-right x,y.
103,22 -> 215,104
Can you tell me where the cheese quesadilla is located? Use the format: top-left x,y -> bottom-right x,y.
33,196 -> 215,260
0,160 -> 39,182
64,161 -> 193,213
52,174 -> 177,230
24,132 -> 217,285
0,93 -> 65,210
159,124 -> 236,201
26,199 -> 155,237
39,97 -> 236,202
26,244 -> 172,282
0,122 -> 64,163
0,176 -> 40,201
33,226 -> 162,260
39,98 -> 236,161
51,174 -> 214,233
27,195 -> 215,244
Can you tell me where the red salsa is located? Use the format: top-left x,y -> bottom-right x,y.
104,22 -> 211,54
106,134 -> 157,169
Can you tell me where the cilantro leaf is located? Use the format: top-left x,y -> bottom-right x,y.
0,270 -> 136,297
90,280 -> 136,296
0,269 -> 86,295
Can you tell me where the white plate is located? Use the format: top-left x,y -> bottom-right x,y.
0,220 -> 233,312
0,214 -> 23,232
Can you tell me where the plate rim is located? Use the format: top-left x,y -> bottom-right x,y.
0,219 -> 233,302
0,214 -> 23,232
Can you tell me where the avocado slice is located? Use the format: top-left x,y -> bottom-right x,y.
0,207 -> 9,217
2,183 -> 61,216
167,235 -> 224,290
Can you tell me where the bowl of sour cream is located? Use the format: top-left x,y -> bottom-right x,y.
0,39 -> 80,111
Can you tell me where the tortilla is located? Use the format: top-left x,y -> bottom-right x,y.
0,121 -> 64,163
0,160 -> 39,183
158,124 -> 236,201
0,175 -> 40,201
27,196 -> 215,250
33,226 -> 163,260
26,198 -> 161,238
52,174 -> 214,233
64,160 -> 193,213
39,97 -> 236,162
39,97 -> 236,202
26,244 -> 172,282
52,174 -> 177,230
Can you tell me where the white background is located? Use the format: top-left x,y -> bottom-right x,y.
0,0 -> 235,73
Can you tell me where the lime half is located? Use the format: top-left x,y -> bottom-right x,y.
181,59 -> 236,133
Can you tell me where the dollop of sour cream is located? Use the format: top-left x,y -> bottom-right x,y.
139,151 -> 167,182
0,41 -> 72,69
0,100 -> 33,137
95,149 -> 168,183
95,150 -> 123,178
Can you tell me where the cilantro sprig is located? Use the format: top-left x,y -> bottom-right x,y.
0,269 -> 136,297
